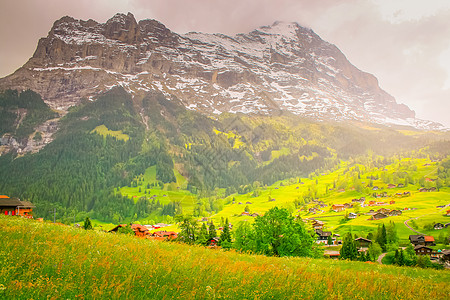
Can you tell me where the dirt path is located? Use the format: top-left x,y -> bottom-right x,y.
377,253 -> 387,264
404,218 -> 426,235
403,203 -> 449,235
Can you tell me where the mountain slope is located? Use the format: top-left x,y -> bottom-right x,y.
0,13 -> 443,130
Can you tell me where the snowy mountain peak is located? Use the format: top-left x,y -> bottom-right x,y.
0,13 -> 444,130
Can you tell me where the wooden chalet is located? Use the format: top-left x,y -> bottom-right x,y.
0,196 -> 35,217
377,208 -> 390,214
311,220 -> 324,230
131,224 -> 149,237
332,204 -> 345,212
348,212 -> 357,219
354,237 -> 372,248
315,229 -> 332,242
442,249 -> 450,264
371,212 -> 388,220
414,245 -> 433,256
387,184 -> 396,189
434,223 -> 444,230
397,183 -> 404,188
389,210 -> 402,217
109,224 -> 149,237
409,235 -> 435,246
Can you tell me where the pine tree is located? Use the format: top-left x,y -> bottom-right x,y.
83,217 -> 93,230
197,222 -> 209,245
340,232 -> 358,260
376,224 -> 387,252
220,218 -> 232,248
398,249 -> 405,266
208,221 -> 217,240
327,235 -> 333,245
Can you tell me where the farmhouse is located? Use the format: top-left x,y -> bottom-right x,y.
377,208 -> 390,214
332,204 -> 345,212
389,210 -> 402,216
397,183 -> 404,188
442,249 -> 450,265
414,245 -> 433,256
409,235 -> 435,246
371,212 -> 388,220
403,191 -> 411,196
354,237 -> 372,248
348,212 -> 357,219
131,224 -> 149,237
311,220 -> 324,230
446,209 -> 450,216
434,223 -> 444,230
109,224 -> 150,237
0,196 -> 35,217
387,184 -> 396,189
315,229 -> 332,243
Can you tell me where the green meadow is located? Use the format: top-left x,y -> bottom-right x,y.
114,156 -> 450,246
207,158 -> 450,244
91,124 -> 130,141
1,216 -> 449,299
118,165 -> 197,215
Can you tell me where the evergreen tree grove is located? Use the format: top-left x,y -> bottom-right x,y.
219,218 -> 232,248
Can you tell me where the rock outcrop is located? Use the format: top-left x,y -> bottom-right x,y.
0,13 -> 444,129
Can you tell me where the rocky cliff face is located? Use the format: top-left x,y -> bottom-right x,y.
0,13 -> 443,129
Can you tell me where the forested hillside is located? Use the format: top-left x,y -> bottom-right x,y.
0,87 -> 448,223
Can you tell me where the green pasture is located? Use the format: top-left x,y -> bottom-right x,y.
210,158 -> 449,243
91,124 -> 129,141
118,166 -> 197,214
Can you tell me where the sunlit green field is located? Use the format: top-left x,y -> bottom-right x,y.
210,158 -> 450,243
118,166 -> 197,214
1,216 -> 449,299
91,124 -> 130,141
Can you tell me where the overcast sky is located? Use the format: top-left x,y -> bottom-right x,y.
1,0 -> 449,127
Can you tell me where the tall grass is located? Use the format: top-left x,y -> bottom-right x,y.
0,216 -> 449,299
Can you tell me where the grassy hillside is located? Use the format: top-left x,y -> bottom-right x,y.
1,216 -> 449,299
1,87 -> 449,225
207,157 -> 450,244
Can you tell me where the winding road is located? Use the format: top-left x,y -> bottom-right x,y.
377,253 -> 387,264
404,217 -> 426,235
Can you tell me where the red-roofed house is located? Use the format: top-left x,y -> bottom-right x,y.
424,236 -> 435,246
332,204 -> 345,212
0,196 -> 35,217
131,224 -> 149,237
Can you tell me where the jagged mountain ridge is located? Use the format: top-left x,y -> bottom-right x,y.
0,12 -> 443,129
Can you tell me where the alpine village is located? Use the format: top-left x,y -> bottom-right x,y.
1,9 -> 449,300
